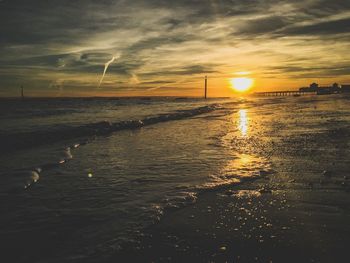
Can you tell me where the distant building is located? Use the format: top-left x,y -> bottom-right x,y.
299,82 -> 344,95
331,83 -> 341,93
299,82 -> 319,92
310,83 -> 319,91
299,82 -> 344,94
317,86 -> 332,95
341,84 -> 350,93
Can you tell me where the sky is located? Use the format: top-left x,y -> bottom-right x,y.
0,0 -> 350,97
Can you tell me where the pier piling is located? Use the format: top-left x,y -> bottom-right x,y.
204,76 -> 207,99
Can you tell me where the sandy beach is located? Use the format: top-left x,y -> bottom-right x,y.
115,176 -> 350,262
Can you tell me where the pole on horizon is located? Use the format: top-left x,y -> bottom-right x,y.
21,86 -> 24,99
204,76 -> 207,99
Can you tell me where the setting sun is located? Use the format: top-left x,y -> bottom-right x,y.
230,77 -> 254,92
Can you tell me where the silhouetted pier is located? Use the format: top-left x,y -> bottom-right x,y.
255,90 -> 316,97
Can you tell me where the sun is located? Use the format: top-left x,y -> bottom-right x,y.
230,77 -> 254,92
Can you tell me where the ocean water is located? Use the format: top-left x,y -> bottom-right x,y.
0,95 -> 349,262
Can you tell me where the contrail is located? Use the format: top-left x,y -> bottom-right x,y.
98,55 -> 119,88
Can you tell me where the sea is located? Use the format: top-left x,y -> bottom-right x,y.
0,95 -> 349,262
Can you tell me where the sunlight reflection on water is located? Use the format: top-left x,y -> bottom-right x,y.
238,109 -> 248,137
223,153 -> 268,178
218,107 -> 271,181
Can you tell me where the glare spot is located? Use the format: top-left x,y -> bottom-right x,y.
238,109 -> 249,137
230,77 -> 254,92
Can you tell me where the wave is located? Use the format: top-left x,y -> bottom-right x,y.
0,104 -> 219,153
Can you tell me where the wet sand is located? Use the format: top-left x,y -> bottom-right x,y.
110,95 -> 350,263
113,181 -> 349,262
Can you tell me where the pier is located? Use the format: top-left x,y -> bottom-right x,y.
254,90 -> 316,96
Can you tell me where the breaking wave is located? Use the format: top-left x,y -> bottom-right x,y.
1,104 -> 218,153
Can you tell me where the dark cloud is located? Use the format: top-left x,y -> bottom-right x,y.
236,16 -> 289,35
301,0 -> 350,17
279,18 -> 350,36
266,64 -> 350,78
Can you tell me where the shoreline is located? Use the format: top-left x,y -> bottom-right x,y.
111,172 -> 350,263
1,95 -> 350,263
109,96 -> 350,262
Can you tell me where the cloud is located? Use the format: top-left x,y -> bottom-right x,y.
278,17 -> 350,36
1,0 -> 350,95
235,16 -> 289,35
267,64 -> 350,78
